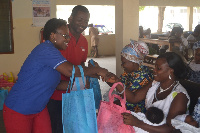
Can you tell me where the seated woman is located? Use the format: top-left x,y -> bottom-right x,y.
188,41 -> 200,83
160,27 -> 188,55
106,39 -> 153,113
187,24 -> 200,42
168,27 -> 188,55
107,52 -> 190,132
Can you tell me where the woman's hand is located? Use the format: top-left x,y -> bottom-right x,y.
96,68 -> 109,81
105,72 -> 120,83
121,112 -> 141,126
87,60 -> 101,79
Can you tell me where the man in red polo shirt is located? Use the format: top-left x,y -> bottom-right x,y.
47,5 -> 90,133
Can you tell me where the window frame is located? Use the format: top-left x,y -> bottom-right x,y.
0,0 -> 14,54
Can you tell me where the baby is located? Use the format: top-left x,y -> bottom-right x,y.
145,106 -> 164,124
130,106 -> 165,133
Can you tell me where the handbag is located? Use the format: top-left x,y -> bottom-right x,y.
0,89 -> 8,110
97,82 -> 135,133
87,59 -> 102,109
62,65 -> 98,133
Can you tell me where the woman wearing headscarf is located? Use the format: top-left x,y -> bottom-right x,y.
119,39 -> 153,113
188,41 -> 200,83
105,39 -> 153,113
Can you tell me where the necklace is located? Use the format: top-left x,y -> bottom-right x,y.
158,81 -> 176,94
155,81 -> 179,101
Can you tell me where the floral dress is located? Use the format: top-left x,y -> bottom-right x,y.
192,97 -> 200,127
120,65 -> 153,113
188,62 -> 200,84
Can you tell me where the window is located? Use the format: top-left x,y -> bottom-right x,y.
180,9 -> 187,13
0,0 -> 14,54
197,8 -> 200,13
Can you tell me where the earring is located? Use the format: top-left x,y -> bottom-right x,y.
55,40 -> 56,43
169,75 -> 171,80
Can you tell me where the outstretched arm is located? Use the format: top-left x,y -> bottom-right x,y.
56,61 -> 109,80
105,72 -> 153,103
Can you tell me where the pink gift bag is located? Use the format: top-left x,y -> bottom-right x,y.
97,82 -> 135,133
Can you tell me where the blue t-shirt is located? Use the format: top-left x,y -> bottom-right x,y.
5,40 -> 67,115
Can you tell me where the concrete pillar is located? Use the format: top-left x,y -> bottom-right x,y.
115,0 -> 139,76
187,6 -> 193,31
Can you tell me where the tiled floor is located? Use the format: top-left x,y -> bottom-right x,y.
0,56 -> 116,133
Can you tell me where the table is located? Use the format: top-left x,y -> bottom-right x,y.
138,38 -> 172,51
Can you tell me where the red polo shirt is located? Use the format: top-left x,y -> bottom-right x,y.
50,31 -> 88,100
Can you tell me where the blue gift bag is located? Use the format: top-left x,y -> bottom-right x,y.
88,59 -> 102,109
62,65 -> 98,133
0,89 -> 8,110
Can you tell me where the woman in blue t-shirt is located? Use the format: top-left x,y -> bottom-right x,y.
3,18 -> 108,133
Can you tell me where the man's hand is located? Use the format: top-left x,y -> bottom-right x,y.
88,60 -> 99,67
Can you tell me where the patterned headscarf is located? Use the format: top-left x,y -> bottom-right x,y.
193,41 -> 200,50
121,39 -> 149,65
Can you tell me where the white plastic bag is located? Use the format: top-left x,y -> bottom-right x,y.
71,77 -> 86,91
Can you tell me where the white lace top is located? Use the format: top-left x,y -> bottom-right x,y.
145,81 -> 190,117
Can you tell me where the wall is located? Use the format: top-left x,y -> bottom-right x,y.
85,34 -> 115,56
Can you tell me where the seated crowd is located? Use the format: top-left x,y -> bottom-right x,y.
140,24 -> 200,61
